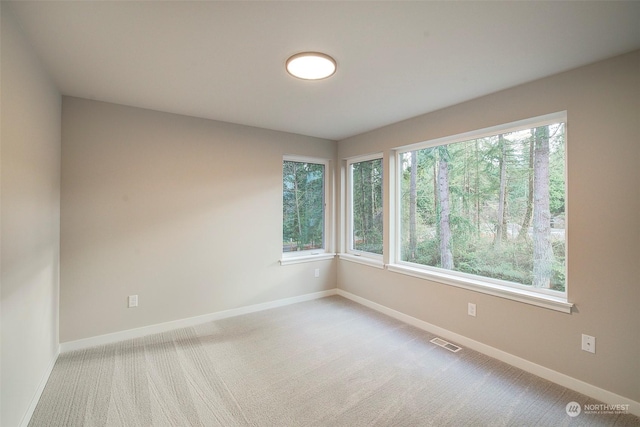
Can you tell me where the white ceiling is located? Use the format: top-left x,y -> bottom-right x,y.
6,1 -> 640,141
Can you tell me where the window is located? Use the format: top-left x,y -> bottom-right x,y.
391,112 -> 569,311
347,155 -> 383,257
282,156 -> 330,261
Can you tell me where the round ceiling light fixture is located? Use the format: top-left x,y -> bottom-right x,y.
286,52 -> 337,80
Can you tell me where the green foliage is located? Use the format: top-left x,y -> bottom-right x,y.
404,239 -> 439,267
283,161 -> 325,252
551,241 -> 566,291
400,124 -> 566,290
351,158 -> 383,254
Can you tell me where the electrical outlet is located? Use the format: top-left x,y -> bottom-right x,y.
128,295 -> 138,308
468,303 -> 476,317
314,268 -> 320,278
582,334 -> 595,354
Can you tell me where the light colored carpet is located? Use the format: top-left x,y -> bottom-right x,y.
29,296 -> 639,426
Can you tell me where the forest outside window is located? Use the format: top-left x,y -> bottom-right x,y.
391,113 -> 570,310
282,156 -> 331,262
346,155 -> 383,259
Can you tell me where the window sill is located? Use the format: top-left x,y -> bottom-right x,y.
338,253 -> 385,269
386,263 -> 573,313
280,253 -> 336,266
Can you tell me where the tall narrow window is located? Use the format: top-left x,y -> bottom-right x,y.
347,156 -> 383,256
394,113 -> 567,299
283,157 -> 327,254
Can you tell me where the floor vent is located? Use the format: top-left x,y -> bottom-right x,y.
430,337 -> 462,353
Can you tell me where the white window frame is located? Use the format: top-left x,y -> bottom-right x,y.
280,155 -> 334,265
388,112 -> 573,313
340,153 -> 385,269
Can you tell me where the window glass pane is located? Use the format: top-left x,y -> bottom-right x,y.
283,160 -> 325,252
399,123 -> 566,292
350,158 -> 383,254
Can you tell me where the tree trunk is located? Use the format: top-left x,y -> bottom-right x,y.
438,147 -> 454,270
292,163 -> 303,249
518,130 -> 535,240
475,139 -> 481,235
409,151 -> 418,261
532,126 -> 553,288
495,134 -> 507,249
370,164 -> 376,235
360,165 -> 367,245
463,142 -> 470,217
433,161 -> 438,223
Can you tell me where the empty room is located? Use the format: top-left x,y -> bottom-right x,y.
2,1 -> 639,426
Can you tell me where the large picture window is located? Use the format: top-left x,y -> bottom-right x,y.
347,155 -> 383,256
394,113 -> 567,301
283,157 -> 327,254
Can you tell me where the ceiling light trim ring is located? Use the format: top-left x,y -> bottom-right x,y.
286,52 -> 337,81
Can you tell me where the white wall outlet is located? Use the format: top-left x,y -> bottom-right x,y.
314,268 -> 320,278
128,295 -> 138,308
582,334 -> 596,354
468,303 -> 476,317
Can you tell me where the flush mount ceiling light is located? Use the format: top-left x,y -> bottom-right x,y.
286,52 -> 337,80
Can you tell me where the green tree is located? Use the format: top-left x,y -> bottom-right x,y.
495,134 -> 508,249
283,161 -> 324,252
398,121 -> 565,290
352,158 -> 383,254
409,151 -> 418,261
437,146 -> 454,270
518,131 -> 535,241
532,126 -> 553,288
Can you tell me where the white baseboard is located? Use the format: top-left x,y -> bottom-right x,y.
60,289 -> 337,353
19,347 -> 60,427
337,289 -> 640,417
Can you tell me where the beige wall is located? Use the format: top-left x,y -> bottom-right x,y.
1,5 -> 62,427
337,51 -> 640,402
60,98 -> 337,343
